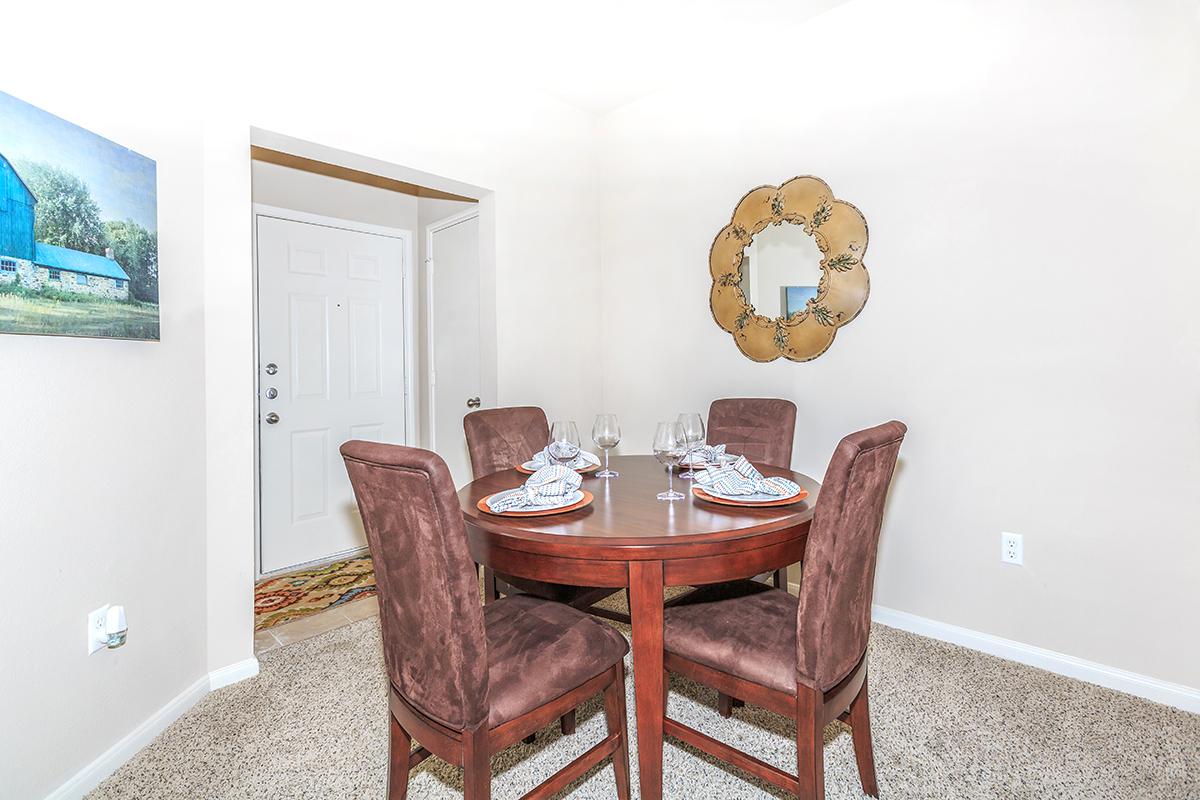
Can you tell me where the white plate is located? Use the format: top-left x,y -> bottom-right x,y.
698,485 -> 802,503
487,488 -> 584,512
522,460 -> 596,471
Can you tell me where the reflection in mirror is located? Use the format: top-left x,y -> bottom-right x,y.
738,222 -> 824,320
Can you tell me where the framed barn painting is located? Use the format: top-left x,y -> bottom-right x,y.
0,91 -> 158,340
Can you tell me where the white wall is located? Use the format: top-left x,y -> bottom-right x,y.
598,0 -> 1200,689
0,89 -> 210,799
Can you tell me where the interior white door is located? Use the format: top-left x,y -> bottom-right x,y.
257,213 -> 408,574
429,213 -> 481,487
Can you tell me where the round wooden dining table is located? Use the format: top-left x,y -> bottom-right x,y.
458,454 -> 819,800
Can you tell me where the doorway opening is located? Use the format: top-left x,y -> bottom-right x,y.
250,132 -> 495,651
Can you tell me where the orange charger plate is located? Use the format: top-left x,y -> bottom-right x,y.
479,490 -> 595,517
515,462 -> 600,475
691,486 -> 808,508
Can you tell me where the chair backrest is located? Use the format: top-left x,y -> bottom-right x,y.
707,398 -> 798,469
341,441 -> 489,731
795,421 -> 906,691
463,406 -> 550,479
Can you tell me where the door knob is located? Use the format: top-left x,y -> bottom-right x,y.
466,397 -> 481,409
265,363 -> 278,375
265,412 -> 280,424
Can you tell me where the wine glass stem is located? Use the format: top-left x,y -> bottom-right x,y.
605,449 -> 610,473
668,466 -> 674,495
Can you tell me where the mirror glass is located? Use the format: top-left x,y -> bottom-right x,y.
738,222 -> 824,320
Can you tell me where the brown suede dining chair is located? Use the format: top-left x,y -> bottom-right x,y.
707,397 -> 798,588
464,407 -> 624,620
660,421 -> 906,800
341,441 -> 631,800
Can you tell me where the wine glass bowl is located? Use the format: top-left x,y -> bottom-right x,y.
677,412 -> 706,480
548,420 -> 581,467
592,414 -> 621,478
652,421 -> 687,501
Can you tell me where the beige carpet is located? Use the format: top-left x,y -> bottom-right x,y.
89,614 -> 1199,799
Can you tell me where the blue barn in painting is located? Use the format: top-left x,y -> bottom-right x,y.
0,152 -> 130,300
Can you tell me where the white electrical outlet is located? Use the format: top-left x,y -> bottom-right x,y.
1001,532 -> 1023,565
88,605 -> 111,655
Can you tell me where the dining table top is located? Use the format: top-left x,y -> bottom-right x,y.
458,454 -> 820,556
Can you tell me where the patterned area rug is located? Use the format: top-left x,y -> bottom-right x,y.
254,557 -> 377,631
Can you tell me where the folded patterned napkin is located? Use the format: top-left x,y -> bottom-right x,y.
682,443 -> 728,465
694,456 -> 800,497
486,464 -> 583,512
527,447 -> 602,470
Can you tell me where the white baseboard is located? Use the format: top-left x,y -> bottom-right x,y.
46,657 -> 260,800
208,656 -> 260,690
870,604 -> 1200,714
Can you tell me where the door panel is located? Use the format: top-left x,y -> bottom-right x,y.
290,428 -> 330,521
290,294 -> 329,399
258,214 -> 408,574
430,214 -> 481,488
348,299 -> 382,397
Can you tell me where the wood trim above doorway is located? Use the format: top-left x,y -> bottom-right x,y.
250,146 -> 478,204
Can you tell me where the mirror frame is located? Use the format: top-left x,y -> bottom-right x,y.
709,176 -> 870,362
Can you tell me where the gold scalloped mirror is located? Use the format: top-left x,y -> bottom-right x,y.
709,176 -> 870,362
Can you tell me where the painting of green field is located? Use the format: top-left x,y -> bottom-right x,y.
1,91 -> 158,341
0,289 -> 159,340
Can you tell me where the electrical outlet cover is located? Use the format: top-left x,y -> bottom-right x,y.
1001,532 -> 1023,565
88,605 -> 110,655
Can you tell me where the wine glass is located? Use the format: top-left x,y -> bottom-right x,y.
677,412 -> 706,480
652,421 -> 687,501
547,420 -> 581,468
592,414 -> 621,478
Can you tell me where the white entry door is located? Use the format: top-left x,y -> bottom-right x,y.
428,212 -> 481,487
256,210 -> 411,574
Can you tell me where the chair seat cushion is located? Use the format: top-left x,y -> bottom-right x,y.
484,594 -> 629,728
664,580 -> 798,694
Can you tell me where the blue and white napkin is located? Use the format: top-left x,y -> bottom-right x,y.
486,464 -> 583,513
694,456 -> 800,498
682,443 -> 729,466
527,447 -> 602,470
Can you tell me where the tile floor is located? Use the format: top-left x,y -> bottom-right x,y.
253,595 -> 379,654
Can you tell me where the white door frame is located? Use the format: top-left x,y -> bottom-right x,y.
252,203 -> 416,579
424,207 -> 481,453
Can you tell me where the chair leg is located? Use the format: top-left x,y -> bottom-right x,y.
796,685 -> 826,800
603,662 -> 632,800
773,567 -> 787,590
387,714 -> 411,800
848,673 -> 879,797
463,725 -> 491,800
717,693 -> 744,717
482,567 -> 499,605
560,708 -> 576,735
